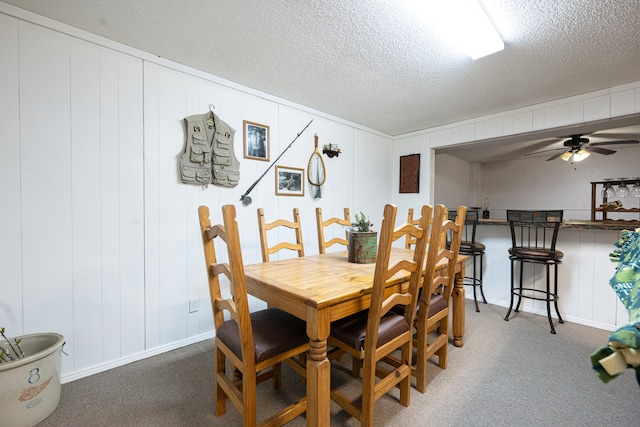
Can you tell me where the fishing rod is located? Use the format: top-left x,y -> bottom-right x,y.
239,119 -> 314,205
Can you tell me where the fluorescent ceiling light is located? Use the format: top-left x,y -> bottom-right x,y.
408,0 -> 504,60
457,0 -> 504,59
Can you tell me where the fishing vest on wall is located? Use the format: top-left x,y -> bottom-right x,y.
180,112 -> 240,187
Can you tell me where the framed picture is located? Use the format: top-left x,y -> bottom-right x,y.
275,166 -> 305,197
399,153 -> 420,193
243,120 -> 270,161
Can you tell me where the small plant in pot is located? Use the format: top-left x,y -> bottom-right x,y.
1,327 -> 66,427
348,211 -> 377,263
350,211 -> 373,233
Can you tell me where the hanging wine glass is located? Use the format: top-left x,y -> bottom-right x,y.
617,178 -> 629,198
631,178 -> 640,198
601,180 -> 616,198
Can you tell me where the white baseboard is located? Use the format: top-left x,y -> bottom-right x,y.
61,331 -> 215,384
480,297 -> 617,332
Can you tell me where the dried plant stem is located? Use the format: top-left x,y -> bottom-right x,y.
0,327 -> 25,361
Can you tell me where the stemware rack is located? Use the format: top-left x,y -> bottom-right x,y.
590,179 -> 640,225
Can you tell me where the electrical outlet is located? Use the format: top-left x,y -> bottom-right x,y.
189,298 -> 199,313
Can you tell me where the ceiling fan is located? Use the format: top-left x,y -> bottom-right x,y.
527,134 -> 639,162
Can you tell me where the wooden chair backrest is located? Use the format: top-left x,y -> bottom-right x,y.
316,207 -> 351,254
257,207 -> 305,262
199,204 -> 255,364
421,205 -> 466,307
404,208 -> 421,249
364,203 -> 432,358
407,207 -> 446,250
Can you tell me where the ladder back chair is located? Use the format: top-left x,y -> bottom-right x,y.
404,207 -> 421,249
328,203 -> 431,426
414,205 -> 466,393
315,207 -> 351,254
504,209 -> 564,334
198,205 -> 309,426
257,207 -> 304,262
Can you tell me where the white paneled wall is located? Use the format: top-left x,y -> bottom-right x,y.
0,12 -> 22,349
0,9 -> 392,382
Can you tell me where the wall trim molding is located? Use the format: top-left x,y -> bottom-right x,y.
485,298 -> 617,332
61,331 -> 215,384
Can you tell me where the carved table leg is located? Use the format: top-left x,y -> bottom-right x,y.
452,260 -> 466,347
306,307 -> 331,426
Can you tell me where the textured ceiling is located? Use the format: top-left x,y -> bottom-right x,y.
4,0 -> 640,160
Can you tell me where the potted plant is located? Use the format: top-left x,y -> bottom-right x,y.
0,327 -> 65,427
348,211 -> 377,263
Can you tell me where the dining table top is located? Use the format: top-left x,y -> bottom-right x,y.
243,248 -> 466,323
244,249 -> 412,307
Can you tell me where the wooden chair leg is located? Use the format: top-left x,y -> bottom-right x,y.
243,375 -> 257,427
360,357 -> 376,427
437,321 -> 449,369
415,325 -> 428,393
273,362 -> 282,388
399,343 -> 411,407
351,354 -> 361,377
215,348 -> 227,416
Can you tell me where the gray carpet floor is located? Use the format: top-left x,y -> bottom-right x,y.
39,301 -> 639,426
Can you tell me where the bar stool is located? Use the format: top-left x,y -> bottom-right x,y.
450,209 -> 487,312
504,210 -> 564,334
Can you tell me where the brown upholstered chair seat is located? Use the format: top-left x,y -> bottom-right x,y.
217,308 -> 308,363
392,292 -> 448,319
330,311 -> 410,351
422,294 -> 448,318
508,247 -> 563,262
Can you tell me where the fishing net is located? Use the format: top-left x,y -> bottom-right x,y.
308,135 -> 326,199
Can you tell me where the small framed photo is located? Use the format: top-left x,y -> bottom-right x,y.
275,166 -> 305,197
243,120 -> 270,161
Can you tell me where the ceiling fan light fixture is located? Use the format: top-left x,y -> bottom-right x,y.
573,149 -> 591,162
560,151 -> 573,161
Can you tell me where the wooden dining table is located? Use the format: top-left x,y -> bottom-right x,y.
243,248 -> 467,426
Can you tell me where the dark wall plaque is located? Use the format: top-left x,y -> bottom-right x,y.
399,154 -> 420,193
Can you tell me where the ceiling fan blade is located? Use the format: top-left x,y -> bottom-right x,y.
524,147 -> 565,157
589,139 -> 639,146
586,146 -> 615,155
546,150 -> 567,161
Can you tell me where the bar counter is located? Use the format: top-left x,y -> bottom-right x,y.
478,218 -> 639,231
